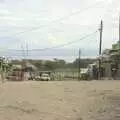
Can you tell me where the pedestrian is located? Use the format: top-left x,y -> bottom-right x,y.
111,68 -> 117,80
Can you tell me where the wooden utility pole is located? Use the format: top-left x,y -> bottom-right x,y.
0,57 -> 3,83
21,44 -> 25,81
26,41 -> 28,59
118,14 -> 120,75
78,48 -> 81,80
98,20 -> 103,80
119,13 -> 120,43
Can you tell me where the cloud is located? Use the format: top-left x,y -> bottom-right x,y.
0,0 -> 4,3
96,0 -> 113,4
0,9 -> 10,14
0,0 -> 119,59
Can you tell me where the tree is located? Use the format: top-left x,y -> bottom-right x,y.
53,59 -> 66,68
44,61 -> 56,70
73,58 -> 96,68
10,58 -> 96,70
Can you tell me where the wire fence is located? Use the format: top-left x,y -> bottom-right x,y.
51,71 -> 79,81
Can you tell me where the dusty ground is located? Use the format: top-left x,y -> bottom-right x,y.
0,80 -> 120,120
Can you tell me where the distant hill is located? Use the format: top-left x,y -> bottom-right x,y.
11,58 -> 97,70
2,48 -> 98,62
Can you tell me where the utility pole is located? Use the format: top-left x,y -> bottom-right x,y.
21,44 -> 25,81
21,44 -> 24,60
78,48 -> 81,80
118,14 -> 120,74
0,57 -> 3,83
119,13 -> 120,43
26,41 -> 28,59
98,20 -> 103,80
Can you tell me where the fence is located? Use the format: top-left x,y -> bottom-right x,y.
51,71 -> 79,81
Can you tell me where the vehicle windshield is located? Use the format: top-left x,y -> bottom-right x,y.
42,74 -> 49,77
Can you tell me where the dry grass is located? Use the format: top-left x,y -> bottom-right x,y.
0,80 -> 120,120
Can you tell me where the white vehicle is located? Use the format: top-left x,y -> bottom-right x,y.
40,73 -> 51,81
35,75 -> 41,81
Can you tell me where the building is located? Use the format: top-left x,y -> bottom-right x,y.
97,43 -> 120,79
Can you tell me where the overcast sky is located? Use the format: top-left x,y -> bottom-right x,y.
0,0 -> 119,60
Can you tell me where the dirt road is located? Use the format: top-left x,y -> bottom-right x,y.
0,80 -> 120,120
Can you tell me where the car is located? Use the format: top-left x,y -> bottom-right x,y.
35,75 -> 41,81
80,68 -> 90,80
40,73 -> 51,81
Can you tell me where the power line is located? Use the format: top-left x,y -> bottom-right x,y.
31,31 -> 98,51
4,0 -> 119,38
7,31 -> 98,52
0,2 -> 102,38
0,0 -> 117,54
1,0 -> 117,58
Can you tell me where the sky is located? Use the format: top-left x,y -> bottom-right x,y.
0,0 -> 119,61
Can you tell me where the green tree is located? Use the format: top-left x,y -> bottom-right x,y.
44,61 -> 56,70
73,58 -> 96,68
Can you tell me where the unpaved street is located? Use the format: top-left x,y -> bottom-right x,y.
0,80 -> 120,120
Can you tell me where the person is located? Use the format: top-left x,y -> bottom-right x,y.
111,67 -> 117,80
92,66 -> 98,80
